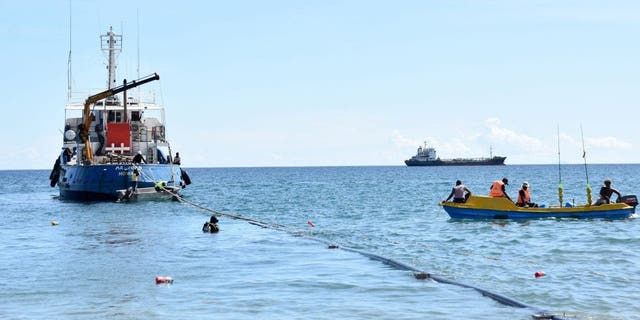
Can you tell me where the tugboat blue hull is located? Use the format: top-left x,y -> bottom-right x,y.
57,164 -> 182,201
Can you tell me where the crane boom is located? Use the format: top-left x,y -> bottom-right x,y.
80,73 -> 160,162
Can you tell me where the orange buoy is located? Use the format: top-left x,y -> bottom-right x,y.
155,276 -> 173,284
307,221 -> 315,227
534,271 -> 545,278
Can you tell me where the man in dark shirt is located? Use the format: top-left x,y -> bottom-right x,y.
593,179 -> 621,205
132,151 -> 146,164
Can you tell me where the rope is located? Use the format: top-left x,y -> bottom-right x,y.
130,163 -> 166,187
176,195 -> 288,229
167,189 -> 573,320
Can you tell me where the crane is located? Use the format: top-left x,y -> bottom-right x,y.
79,73 -> 160,162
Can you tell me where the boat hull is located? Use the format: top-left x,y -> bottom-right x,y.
405,156 -> 506,166
116,186 -> 181,202
441,196 -> 635,220
57,163 -> 183,201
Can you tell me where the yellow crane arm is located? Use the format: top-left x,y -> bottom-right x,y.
79,73 -> 160,162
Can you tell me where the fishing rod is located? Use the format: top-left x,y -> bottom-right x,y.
557,125 -> 563,206
581,124 -> 592,205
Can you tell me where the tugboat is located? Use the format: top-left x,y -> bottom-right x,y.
49,27 -> 190,200
405,142 -> 506,166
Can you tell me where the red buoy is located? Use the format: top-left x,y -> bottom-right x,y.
155,276 -> 173,284
307,221 -> 315,227
534,271 -> 545,278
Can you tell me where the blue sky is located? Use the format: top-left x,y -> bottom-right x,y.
1,1 -> 639,169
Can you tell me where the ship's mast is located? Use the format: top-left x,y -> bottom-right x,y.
67,1 -> 72,100
101,26 -> 122,89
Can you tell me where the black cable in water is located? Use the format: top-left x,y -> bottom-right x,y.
173,193 -> 575,320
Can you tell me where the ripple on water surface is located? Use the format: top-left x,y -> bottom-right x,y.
2,166 -> 640,319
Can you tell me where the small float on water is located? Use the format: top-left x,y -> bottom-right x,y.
441,195 -> 638,220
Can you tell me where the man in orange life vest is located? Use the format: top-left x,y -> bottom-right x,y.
489,177 -> 512,202
516,181 -> 538,207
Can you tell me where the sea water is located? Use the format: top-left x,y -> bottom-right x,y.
1,165 -> 639,320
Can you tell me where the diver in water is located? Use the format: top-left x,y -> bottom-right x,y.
202,215 -> 219,233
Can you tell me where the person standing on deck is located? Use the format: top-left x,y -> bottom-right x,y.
133,151 -> 146,164
131,168 -> 139,191
173,152 -> 181,165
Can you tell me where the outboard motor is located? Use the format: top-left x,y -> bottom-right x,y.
617,195 -> 638,212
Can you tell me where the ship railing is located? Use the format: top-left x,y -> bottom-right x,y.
65,101 -> 163,111
66,88 -> 160,109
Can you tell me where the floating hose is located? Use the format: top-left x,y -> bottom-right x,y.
171,192 -> 573,320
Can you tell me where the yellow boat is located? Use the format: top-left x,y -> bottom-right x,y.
441,195 -> 637,220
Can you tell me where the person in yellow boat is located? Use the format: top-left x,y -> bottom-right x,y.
516,181 -> 538,207
444,180 -> 472,203
489,177 -> 512,201
593,179 -> 621,206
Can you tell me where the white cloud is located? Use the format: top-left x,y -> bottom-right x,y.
586,137 -> 632,150
391,130 -> 423,148
484,118 -> 544,149
438,138 -> 474,157
269,153 -> 284,161
559,132 -> 578,146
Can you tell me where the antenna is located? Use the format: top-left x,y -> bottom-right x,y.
137,9 -> 141,101
137,9 -> 140,80
580,124 -> 590,185
67,0 -> 72,100
101,26 -> 122,89
557,125 -> 561,185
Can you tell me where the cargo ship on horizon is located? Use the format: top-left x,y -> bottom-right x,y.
404,142 -> 506,166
